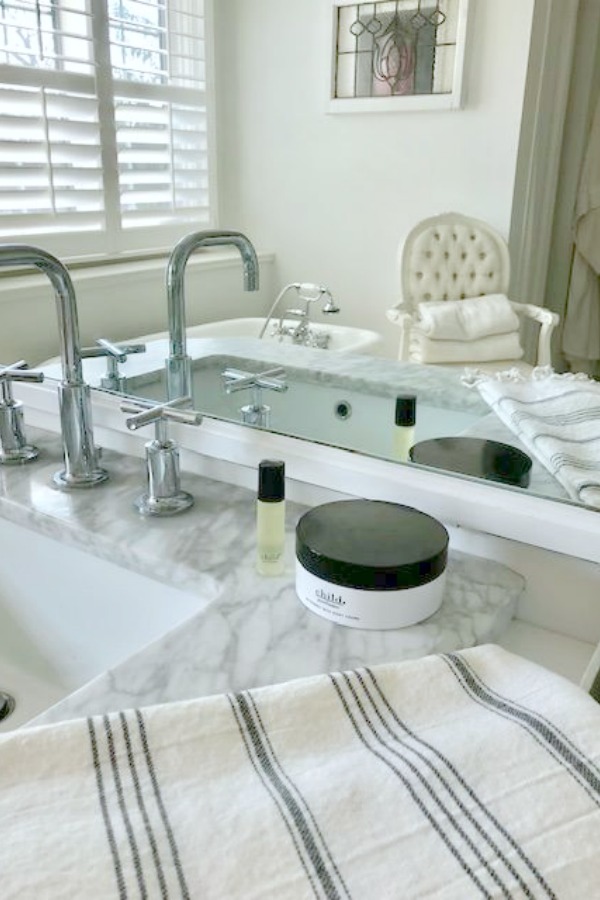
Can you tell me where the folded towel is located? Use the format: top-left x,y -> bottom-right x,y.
410,329 -> 523,364
473,367 -> 600,506
416,294 -> 520,341
1,645 -> 600,898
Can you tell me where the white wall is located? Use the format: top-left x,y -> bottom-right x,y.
215,0 -> 535,358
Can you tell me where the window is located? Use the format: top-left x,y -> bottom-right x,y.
0,0 -> 214,260
329,0 -> 469,113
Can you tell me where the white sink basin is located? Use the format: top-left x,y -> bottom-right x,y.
0,518 -> 210,730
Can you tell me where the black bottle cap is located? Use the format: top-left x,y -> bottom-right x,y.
258,459 -> 285,501
395,394 -> 417,427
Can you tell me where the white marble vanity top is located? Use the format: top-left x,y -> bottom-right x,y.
0,428 -> 525,728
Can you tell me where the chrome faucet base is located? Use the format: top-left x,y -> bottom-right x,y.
133,490 -> 194,518
0,445 -> 39,465
53,467 -> 109,490
0,401 -> 39,464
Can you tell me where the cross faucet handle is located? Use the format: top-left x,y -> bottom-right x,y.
118,397 -> 202,518
81,338 -> 147,392
81,338 -> 147,361
0,360 -> 44,408
0,360 -> 45,390
222,366 -> 288,394
120,396 -> 202,432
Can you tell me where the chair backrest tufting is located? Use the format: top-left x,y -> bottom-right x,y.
400,212 -> 511,311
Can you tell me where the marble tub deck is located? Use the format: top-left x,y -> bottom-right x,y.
0,428 -> 525,727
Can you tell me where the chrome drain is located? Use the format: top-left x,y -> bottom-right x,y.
0,691 -> 15,722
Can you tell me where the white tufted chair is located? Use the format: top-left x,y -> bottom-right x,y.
386,212 -> 559,372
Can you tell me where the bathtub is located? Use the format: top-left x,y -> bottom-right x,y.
136,318 -> 384,355
39,318 -> 384,387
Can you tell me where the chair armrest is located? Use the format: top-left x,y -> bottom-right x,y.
509,301 -> 560,367
385,307 -> 413,360
386,304 -> 411,324
509,301 -> 559,327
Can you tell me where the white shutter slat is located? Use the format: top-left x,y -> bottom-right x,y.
0,0 -> 212,253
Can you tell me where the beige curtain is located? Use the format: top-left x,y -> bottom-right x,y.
562,93 -> 600,375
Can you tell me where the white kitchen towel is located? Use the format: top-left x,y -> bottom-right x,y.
409,329 -> 523,364
1,644 -> 600,898
473,366 -> 600,507
416,294 -> 520,341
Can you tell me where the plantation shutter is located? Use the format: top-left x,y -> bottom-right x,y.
0,0 -> 211,258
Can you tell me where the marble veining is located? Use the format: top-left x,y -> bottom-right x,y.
0,427 -> 525,728
31,549 -> 522,726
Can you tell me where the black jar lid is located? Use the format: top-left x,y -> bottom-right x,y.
409,437 -> 532,488
296,500 -> 448,591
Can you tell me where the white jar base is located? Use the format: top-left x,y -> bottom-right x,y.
295,561 -> 445,630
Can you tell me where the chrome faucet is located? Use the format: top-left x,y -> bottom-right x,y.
0,245 -> 108,489
166,230 -> 259,400
259,282 -> 340,347
120,396 -> 202,516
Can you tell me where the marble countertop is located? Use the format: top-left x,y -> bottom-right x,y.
0,428 -> 525,728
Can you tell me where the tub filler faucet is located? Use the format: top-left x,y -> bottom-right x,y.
0,245 -> 107,489
259,282 -> 340,347
166,230 -> 259,401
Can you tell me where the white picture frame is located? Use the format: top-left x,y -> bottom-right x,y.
328,0 -> 470,113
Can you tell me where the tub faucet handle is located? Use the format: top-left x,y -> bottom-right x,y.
0,360 -> 44,465
119,397 -> 202,517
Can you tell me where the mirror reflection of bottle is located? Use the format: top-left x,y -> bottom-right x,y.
257,459 -> 286,576
393,395 -> 416,462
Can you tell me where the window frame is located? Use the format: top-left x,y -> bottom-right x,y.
0,0 -> 217,265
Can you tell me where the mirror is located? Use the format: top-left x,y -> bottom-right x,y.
39,327 -> 574,509
20,2 -> 594,513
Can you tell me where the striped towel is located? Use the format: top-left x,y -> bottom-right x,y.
1,645 -> 600,898
473,367 -> 600,506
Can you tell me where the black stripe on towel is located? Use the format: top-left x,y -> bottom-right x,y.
134,709 -> 191,900
329,673 -> 495,899
442,652 -> 600,805
119,711 -> 169,899
103,715 -> 148,899
87,717 -> 128,900
228,690 -> 350,900
362,668 -> 556,900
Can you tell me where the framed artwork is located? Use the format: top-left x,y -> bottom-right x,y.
329,0 -> 469,113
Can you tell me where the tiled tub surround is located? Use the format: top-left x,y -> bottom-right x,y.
0,428 -> 525,729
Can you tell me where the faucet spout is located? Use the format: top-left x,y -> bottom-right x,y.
166,230 -> 259,400
0,245 -> 108,489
